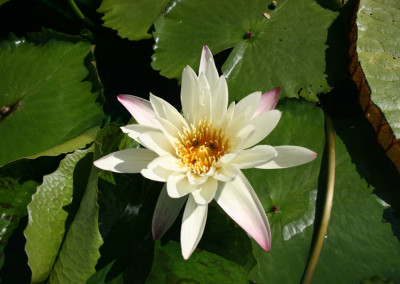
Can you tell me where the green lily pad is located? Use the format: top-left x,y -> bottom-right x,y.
98,0 -> 170,41
0,38 -> 104,167
242,98 -> 325,283
24,148 -> 92,283
152,0 -> 337,102
49,148 -> 103,283
244,100 -> 400,282
356,0 -> 400,137
146,241 -> 249,283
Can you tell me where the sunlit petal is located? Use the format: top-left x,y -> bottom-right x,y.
215,172 -> 271,250
257,145 -> 317,169
167,172 -> 197,198
191,177 -> 218,205
253,87 -> 282,117
214,164 -> 239,182
181,195 -> 208,259
150,93 -> 189,130
181,66 -> 198,123
241,110 -> 282,149
231,145 -> 277,169
117,95 -> 156,127
199,45 -> 219,91
94,148 -> 158,173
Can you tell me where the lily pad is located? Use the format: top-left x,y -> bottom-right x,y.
0,38 -> 104,167
245,99 -> 400,282
355,0 -> 400,137
24,148 -> 92,283
98,0 -> 170,41
152,0 -> 337,102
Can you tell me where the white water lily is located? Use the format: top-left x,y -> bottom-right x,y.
94,46 -> 317,259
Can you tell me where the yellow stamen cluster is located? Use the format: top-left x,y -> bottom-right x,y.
176,120 -> 228,174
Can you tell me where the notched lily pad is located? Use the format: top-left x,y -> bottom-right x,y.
0,37 -> 105,167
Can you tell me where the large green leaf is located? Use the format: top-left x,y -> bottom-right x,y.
146,241 -> 249,283
244,100 -> 400,282
152,0 -> 337,102
0,38 -> 104,166
49,149 -> 103,283
0,178 -> 38,271
242,99 -> 325,283
98,0 -> 170,41
24,148 -> 92,283
356,0 -> 400,137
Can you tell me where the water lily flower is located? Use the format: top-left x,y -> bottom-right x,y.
94,46 -> 317,259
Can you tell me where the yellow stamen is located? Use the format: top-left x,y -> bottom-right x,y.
175,120 -> 229,174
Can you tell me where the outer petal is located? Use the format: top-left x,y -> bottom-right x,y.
214,171 -> 271,251
167,172 -> 197,198
211,76 -> 228,124
241,110 -> 282,149
181,195 -> 208,259
150,93 -> 188,130
191,177 -> 218,205
199,45 -> 219,91
253,87 -> 282,117
152,184 -> 187,240
231,145 -> 277,169
117,95 -> 157,127
256,145 -> 317,169
214,164 -> 239,182
94,148 -> 158,173
181,66 -> 198,123
120,124 -> 159,141
235,91 -> 261,119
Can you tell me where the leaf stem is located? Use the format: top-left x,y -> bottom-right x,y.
68,0 -> 95,29
302,114 -> 336,284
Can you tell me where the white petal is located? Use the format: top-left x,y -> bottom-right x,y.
152,184 -> 187,240
187,171 -> 208,185
233,124 -> 256,150
141,166 -> 172,182
235,91 -> 261,119
214,172 -> 271,251
117,95 -> 157,127
214,164 -> 239,182
256,145 -> 317,169
181,195 -> 208,259
241,110 -> 282,149
253,87 -> 282,117
137,132 -> 176,156
150,93 -> 188,130
167,172 -> 197,198
195,73 -> 212,121
199,45 -> 219,92
154,117 -> 180,145
231,145 -> 277,169
181,66 -> 198,123
211,76 -> 228,123
191,177 -> 218,205
120,124 -> 159,141
94,148 -> 158,173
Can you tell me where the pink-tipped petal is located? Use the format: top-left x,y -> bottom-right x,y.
253,87 -> 282,117
181,195 -> 208,259
214,171 -> 271,251
93,148 -> 158,173
199,45 -> 219,91
152,184 -> 187,241
256,146 -> 317,169
117,95 -> 157,127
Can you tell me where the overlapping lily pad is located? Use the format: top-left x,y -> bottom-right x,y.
356,0 -> 400,137
98,0 -> 170,41
152,0 -> 337,102
0,38 -> 104,167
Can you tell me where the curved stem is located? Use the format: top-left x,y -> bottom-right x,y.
68,0 -> 95,29
302,114 -> 336,284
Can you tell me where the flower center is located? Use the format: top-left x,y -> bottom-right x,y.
176,120 -> 228,174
